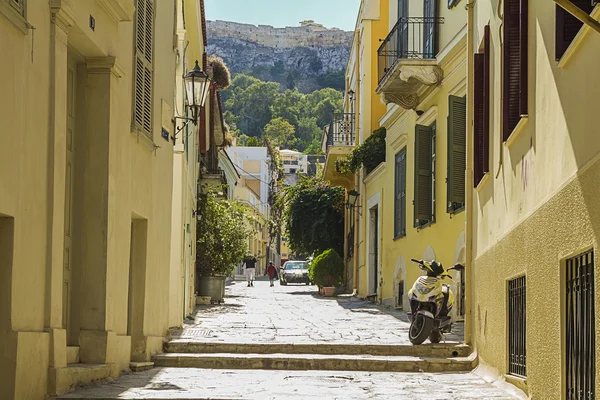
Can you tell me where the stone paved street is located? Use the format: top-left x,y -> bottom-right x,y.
58,279 -> 523,399
171,278 -> 463,345
59,368 -> 522,399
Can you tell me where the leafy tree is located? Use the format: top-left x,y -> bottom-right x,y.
224,78 -> 280,136
196,190 -> 253,277
272,89 -> 303,127
317,70 -> 345,91
282,176 -> 344,257
304,137 -> 324,155
264,117 -> 298,149
245,136 -> 261,147
296,117 -> 322,152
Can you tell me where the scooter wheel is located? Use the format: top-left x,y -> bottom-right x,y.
409,314 -> 434,345
429,330 -> 443,344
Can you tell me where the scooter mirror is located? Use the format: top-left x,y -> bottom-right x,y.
410,258 -> 421,264
449,263 -> 465,271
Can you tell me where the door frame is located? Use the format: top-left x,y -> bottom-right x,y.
367,192 -> 381,297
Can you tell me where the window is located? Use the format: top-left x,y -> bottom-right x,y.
503,0 -> 528,140
508,275 -> 526,377
474,25 -> 490,186
414,122 -> 436,227
394,147 -> 407,238
447,95 -> 466,213
555,1 -> 596,60
133,0 -> 155,137
423,0 -> 438,58
565,250 -> 595,399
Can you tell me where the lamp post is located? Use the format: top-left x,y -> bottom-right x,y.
347,189 -> 359,209
184,60 -> 211,125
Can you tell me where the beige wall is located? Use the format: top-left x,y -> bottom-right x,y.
470,2 -> 600,398
0,0 -> 177,397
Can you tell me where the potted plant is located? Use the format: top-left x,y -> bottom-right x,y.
309,249 -> 344,297
196,189 -> 251,303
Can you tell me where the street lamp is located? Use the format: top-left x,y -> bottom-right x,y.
347,189 -> 359,208
184,60 -> 211,124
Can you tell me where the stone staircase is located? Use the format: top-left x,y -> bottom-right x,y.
152,340 -> 477,373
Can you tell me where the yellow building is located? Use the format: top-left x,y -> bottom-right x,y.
467,1 -> 600,397
0,0 -> 179,398
368,0 -> 467,312
323,0 -> 389,289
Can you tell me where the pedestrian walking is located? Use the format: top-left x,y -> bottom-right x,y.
244,255 -> 257,287
267,262 -> 278,287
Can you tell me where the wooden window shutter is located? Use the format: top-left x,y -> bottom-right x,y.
414,125 -> 433,227
395,148 -> 407,238
447,95 -> 466,212
503,0 -> 527,140
474,53 -> 485,186
133,0 -> 154,137
555,1 -> 595,60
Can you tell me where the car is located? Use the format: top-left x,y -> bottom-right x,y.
279,260 -> 312,285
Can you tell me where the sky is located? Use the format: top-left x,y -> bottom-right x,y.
204,0 -> 362,32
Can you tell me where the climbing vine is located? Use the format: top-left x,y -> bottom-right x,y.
336,127 -> 387,175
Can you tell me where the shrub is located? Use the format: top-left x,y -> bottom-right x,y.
309,249 -> 344,287
336,127 -> 386,175
208,55 -> 231,90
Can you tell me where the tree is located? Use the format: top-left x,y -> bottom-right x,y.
296,117 -> 322,152
282,176 -> 345,257
272,89 -> 303,127
196,190 -> 253,277
309,249 -> 344,287
264,117 -> 298,149
245,136 -> 261,147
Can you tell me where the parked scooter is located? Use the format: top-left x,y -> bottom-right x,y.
407,259 -> 464,345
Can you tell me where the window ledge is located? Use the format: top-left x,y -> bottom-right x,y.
131,127 -> 158,152
557,5 -> 600,69
475,172 -> 490,192
393,233 -> 406,241
416,221 -> 435,231
504,116 -> 529,148
0,2 -> 30,34
505,374 -> 528,394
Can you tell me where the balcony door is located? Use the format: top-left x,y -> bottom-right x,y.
423,0 -> 438,58
397,0 -> 408,58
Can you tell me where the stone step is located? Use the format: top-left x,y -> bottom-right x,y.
165,341 -> 472,358
48,363 -> 111,395
153,352 -> 478,373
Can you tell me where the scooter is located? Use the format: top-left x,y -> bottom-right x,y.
407,258 -> 464,345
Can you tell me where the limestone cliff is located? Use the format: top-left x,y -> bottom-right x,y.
206,20 -> 353,93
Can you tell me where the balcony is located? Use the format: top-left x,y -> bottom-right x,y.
377,16 -> 444,110
321,112 -> 355,189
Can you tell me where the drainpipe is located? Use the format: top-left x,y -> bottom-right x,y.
464,0 -> 476,346
352,27 -> 361,296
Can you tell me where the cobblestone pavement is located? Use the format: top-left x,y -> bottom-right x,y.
171,278 -> 463,344
59,368 -> 521,399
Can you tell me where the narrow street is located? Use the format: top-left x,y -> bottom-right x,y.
59,279 -> 523,399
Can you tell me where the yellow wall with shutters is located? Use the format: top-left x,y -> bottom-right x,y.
469,2 -> 600,398
353,1 -> 467,310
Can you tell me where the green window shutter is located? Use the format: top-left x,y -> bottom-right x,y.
447,95 -> 466,213
395,148 -> 407,238
414,124 -> 432,227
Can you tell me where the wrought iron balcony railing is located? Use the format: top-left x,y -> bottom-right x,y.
326,112 -> 355,152
377,16 -> 444,84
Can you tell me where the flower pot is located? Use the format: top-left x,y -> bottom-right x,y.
322,286 -> 336,297
197,275 -> 226,302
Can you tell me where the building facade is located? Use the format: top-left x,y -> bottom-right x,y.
371,0 -> 467,313
0,0 -> 177,398
467,1 -> 600,398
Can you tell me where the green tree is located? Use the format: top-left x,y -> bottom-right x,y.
296,117 -> 322,152
282,176 -> 344,257
309,249 -> 344,287
225,79 -> 280,136
245,136 -> 261,147
272,89 -> 303,127
264,117 -> 298,149
196,190 -> 253,277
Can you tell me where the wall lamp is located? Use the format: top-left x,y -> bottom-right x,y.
347,189 -> 362,214
172,60 -> 212,142
347,89 -> 355,102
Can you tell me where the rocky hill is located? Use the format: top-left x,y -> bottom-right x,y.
206,20 -> 353,93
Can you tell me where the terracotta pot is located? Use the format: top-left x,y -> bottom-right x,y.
322,286 -> 336,297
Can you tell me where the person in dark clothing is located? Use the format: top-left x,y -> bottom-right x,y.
244,255 -> 257,287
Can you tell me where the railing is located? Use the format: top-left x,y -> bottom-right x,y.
377,17 -> 444,84
508,275 -> 527,378
566,250 -> 595,400
326,112 -> 355,153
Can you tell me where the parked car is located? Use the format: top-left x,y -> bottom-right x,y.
280,260 -> 312,285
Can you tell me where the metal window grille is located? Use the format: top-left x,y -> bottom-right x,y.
508,275 -> 526,377
566,250 -> 596,400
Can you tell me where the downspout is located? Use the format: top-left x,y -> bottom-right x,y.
352,27 -> 361,295
464,0 -> 476,345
